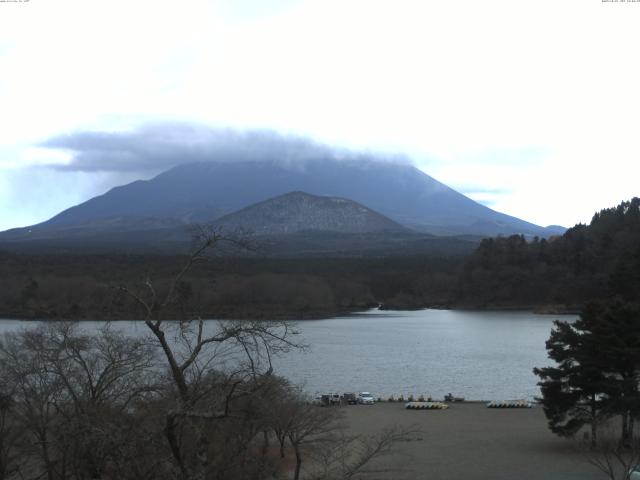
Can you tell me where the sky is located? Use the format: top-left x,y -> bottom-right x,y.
1,0 -> 639,231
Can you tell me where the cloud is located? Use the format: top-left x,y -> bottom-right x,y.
456,186 -> 511,196
40,123 -> 412,174
2,0 -> 639,231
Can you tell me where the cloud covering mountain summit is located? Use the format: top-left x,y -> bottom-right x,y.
42,124 -> 411,174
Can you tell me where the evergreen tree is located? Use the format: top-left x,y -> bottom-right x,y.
534,301 -> 640,446
534,311 -> 608,447
586,301 -> 640,446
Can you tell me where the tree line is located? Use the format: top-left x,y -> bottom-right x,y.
457,198 -> 640,309
0,254 -> 461,321
2,198 -> 639,320
529,199 -> 640,479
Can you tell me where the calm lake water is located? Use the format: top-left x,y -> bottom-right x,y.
0,309 -> 573,401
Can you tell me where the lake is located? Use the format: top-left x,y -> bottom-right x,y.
0,308 -> 573,401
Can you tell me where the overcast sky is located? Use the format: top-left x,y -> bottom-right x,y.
1,0 -> 639,231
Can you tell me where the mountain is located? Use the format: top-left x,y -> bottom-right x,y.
7,158 -> 562,239
210,191 -> 478,257
214,191 -> 407,235
0,189 -> 479,256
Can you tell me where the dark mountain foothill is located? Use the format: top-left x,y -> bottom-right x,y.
214,191 -> 408,235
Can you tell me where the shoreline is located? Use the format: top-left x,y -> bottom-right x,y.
0,304 -> 580,322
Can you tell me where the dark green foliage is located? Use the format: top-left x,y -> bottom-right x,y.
534,301 -> 640,445
534,308 -> 609,444
584,302 -> 640,444
457,198 -> 640,308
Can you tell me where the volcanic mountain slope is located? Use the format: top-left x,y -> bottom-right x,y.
0,189 -> 481,256
1,158 -> 565,242
214,191 -> 408,235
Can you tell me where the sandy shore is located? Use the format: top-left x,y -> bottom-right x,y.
341,402 -> 603,480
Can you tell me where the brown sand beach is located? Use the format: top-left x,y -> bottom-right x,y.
341,402 -> 603,480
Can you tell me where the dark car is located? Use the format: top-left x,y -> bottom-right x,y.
343,392 -> 357,405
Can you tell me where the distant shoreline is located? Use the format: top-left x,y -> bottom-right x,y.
0,304 -> 580,322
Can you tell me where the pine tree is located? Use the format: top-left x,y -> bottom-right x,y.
586,302 -> 640,446
534,301 -> 640,447
534,312 -> 607,447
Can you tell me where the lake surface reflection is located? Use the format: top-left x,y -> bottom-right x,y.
0,309 -> 573,400
273,309 -> 574,400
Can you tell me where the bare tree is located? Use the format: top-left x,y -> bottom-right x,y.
118,226 -> 302,480
0,322 -> 160,480
0,390 -> 22,480
45,322 -> 159,479
286,401 -> 342,480
0,328 -> 65,480
582,423 -> 640,480
0,225 -> 415,480
307,426 -> 418,480
265,386 -> 417,480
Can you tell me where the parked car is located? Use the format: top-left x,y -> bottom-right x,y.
630,466 -> 640,479
343,392 -> 357,405
358,392 -> 375,405
315,393 -> 342,406
313,395 -> 329,406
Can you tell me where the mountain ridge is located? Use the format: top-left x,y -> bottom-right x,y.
13,158 -> 563,238
0,158 -> 567,258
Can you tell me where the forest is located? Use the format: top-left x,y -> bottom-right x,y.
457,197 -> 640,309
1,198 -> 639,320
0,253 -> 461,320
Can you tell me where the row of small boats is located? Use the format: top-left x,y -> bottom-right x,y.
404,400 -> 534,410
405,401 -> 449,409
486,400 -> 533,408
